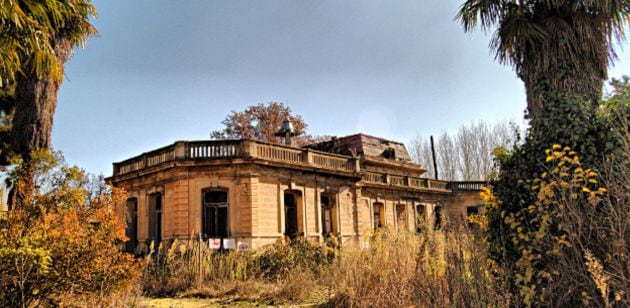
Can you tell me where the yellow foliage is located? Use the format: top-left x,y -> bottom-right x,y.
499,145 -> 611,306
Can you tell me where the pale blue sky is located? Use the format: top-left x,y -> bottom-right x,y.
53,0 -> 630,176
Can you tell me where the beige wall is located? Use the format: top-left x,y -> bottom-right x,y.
112,164 -> 484,251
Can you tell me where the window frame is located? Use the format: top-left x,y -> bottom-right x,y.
124,197 -> 138,253
396,203 -> 407,231
373,202 -> 385,230
201,188 -> 229,239
320,193 -> 337,236
148,192 -> 163,249
284,189 -> 303,239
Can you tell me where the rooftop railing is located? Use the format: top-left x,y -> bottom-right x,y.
361,172 -> 451,191
113,139 -> 357,176
447,181 -> 487,192
112,139 -> 485,193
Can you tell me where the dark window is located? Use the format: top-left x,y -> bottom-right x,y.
373,202 -> 385,230
284,190 -> 301,239
124,198 -> 138,253
466,206 -> 479,216
434,206 -> 442,230
148,193 -> 163,249
202,190 -> 229,239
382,148 -> 396,159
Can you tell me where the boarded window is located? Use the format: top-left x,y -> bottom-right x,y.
202,190 -> 229,239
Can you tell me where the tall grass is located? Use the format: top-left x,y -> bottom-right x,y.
142,226 -> 510,306
323,226 -> 510,307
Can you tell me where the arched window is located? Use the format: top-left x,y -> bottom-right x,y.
382,148 -> 396,160
202,189 -> 229,239
124,198 -> 138,253
148,193 -> 163,249
320,193 -> 337,235
373,202 -> 385,230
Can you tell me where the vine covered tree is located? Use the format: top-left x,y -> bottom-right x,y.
458,1 -> 630,304
457,0 -> 629,118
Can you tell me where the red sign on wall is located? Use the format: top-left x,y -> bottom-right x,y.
208,238 -> 221,249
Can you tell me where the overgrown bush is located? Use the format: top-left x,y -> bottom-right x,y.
485,80 -> 629,306
257,237 -> 327,280
0,150 -> 142,307
142,236 -> 328,300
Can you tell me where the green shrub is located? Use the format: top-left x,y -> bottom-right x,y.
485,82 -> 629,306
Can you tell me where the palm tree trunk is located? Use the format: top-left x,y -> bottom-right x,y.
521,15 -> 607,119
8,36 -> 73,208
523,61 -> 603,119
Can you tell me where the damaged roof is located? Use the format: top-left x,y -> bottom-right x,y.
306,133 -> 412,162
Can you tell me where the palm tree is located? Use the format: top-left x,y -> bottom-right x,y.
1,1 -> 97,206
457,0 -> 629,118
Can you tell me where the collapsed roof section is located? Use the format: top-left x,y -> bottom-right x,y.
307,133 -> 412,162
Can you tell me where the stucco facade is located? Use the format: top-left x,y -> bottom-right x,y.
107,134 -> 484,253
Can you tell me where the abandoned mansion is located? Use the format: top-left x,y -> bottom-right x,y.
108,131 -> 484,253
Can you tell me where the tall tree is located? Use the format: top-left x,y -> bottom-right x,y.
211,102 -> 329,146
409,120 -> 514,181
408,134 -> 436,178
437,132 -> 458,180
457,1 -> 629,118
0,0 -> 97,206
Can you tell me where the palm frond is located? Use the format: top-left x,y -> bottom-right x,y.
0,0 -> 97,84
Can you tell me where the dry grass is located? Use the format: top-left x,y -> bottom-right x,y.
57,282 -> 143,307
141,226 -> 509,307
323,227 -> 510,307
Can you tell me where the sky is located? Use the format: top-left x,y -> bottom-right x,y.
53,0 -> 630,176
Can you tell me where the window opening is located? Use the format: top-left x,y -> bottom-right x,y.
434,205 -> 442,230
284,190 -> 302,239
396,204 -> 407,231
148,193 -> 163,249
321,193 -> 337,235
124,198 -> 138,253
202,190 -> 229,239
373,202 -> 385,230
